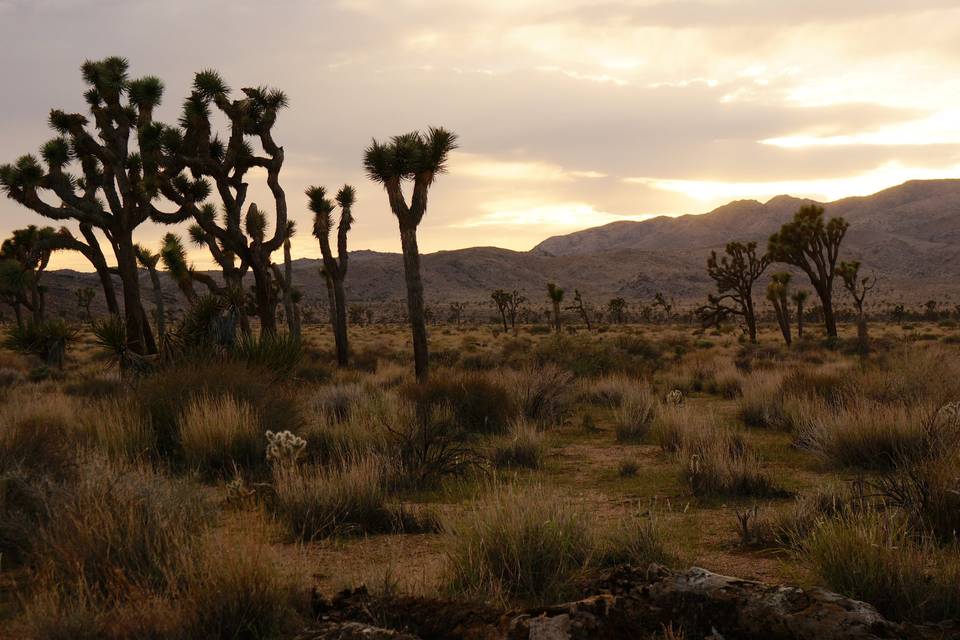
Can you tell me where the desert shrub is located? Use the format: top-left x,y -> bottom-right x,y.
386,402 -> 483,486
678,425 -> 781,498
137,360 -> 301,459
703,360 -> 743,398
580,374 -> 638,407
501,364 -> 574,427
178,393 -> 264,478
400,370 -> 514,435
803,509 -> 960,622
310,382 -> 367,423
430,348 -> 461,367
733,343 -> 785,372
534,334 -> 662,377
737,370 -> 788,429
618,457 -> 639,477
0,391 -> 77,477
268,455 -> 396,540
650,404 -> 715,453
4,320 -> 76,368
595,509 -> 677,568
233,332 -> 303,378
871,451 -> 960,543
0,366 -> 25,390
178,542 -> 300,640
0,467 -> 51,566
797,400 -> 954,471
490,420 -> 545,469
614,388 -> 657,442
62,375 -> 124,398
444,485 -> 673,605
444,485 -> 593,604
34,457 -> 209,598
756,486 -> 865,549
79,397 -> 155,461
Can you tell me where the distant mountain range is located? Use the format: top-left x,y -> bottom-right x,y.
32,179 -> 960,321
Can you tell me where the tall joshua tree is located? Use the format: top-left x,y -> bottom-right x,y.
791,290 -> 809,339
837,260 -> 876,353
491,289 -> 511,331
0,225 -> 58,325
363,127 -> 458,382
163,70 -> 294,336
767,272 -> 792,346
44,224 -> 119,316
566,289 -> 592,330
547,283 -> 564,333
0,57 -> 208,354
768,205 -> 849,338
307,184 -> 356,365
705,241 -> 770,343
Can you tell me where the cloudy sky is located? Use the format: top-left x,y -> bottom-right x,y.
1,0 -> 959,269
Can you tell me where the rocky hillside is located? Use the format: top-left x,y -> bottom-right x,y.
29,180 -> 960,320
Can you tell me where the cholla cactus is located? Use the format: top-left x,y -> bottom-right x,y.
666,389 -> 685,406
265,430 -> 306,468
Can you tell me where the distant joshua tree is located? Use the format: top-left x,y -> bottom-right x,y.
791,289 -> 809,339
607,297 -> 626,324
491,289 -> 511,331
565,289 -> 592,331
705,241 -> 770,343
75,286 -> 96,322
308,185 -> 356,366
448,301 -> 465,326
768,205 -> 849,338
364,127 -> 458,382
0,225 -> 58,326
891,303 -> 906,325
838,260 -> 876,353
767,272 -> 792,346
923,299 -> 939,320
546,283 -> 565,333
652,292 -> 673,321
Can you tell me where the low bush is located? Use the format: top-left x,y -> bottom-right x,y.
614,388 -> 657,442
504,364 -> 574,427
178,393 -> 264,478
401,370 -> 514,435
490,420 -> 545,469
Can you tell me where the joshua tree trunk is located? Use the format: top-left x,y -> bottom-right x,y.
114,233 -> 152,355
145,264 -> 165,341
249,256 -> 277,336
745,298 -> 758,344
817,283 -> 838,338
400,225 -> 429,381
13,303 -> 23,330
552,300 -> 561,332
796,300 -> 804,339
280,239 -> 299,338
79,225 -> 119,316
332,278 -> 349,366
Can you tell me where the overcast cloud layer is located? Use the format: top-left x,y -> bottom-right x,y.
1,0 -> 958,269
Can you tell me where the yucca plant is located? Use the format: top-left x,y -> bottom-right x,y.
364,127 -> 458,382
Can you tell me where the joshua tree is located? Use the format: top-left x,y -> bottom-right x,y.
652,292 -> 673,321
837,260 -> 876,353
165,70 -> 294,336
363,127 -> 458,382
491,289 -> 511,331
546,283 -> 564,333
566,289 -> 592,330
607,297 -> 626,324
448,301 -> 465,326
308,185 -> 356,364
705,241 -> 770,343
0,225 -> 58,325
270,236 -> 301,338
791,290 -> 808,339
696,296 -> 730,331
186,220 -> 249,333
768,205 -> 849,338
923,300 -> 938,320
0,57 -> 208,354
891,303 -> 906,325
134,244 -> 166,341
767,273 -> 792,346
75,286 -> 96,322
44,224 -> 119,316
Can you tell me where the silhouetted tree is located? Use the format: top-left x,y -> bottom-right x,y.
0,57 -> 200,354
0,225 -> 58,325
546,283 -> 564,333
768,205 -> 849,338
167,70 -> 294,336
923,300 -> 938,320
491,289 -> 511,331
767,272 -> 792,346
363,127 -> 458,382
308,184 -> 355,364
505,289 -> 525,331
75,286 -> 96,322
448,301 -> 465,325
705,241 -> 770,343
607,297 -> 626,324
652,292 -> 673,322
566,289 -> 592,330
791,289 -> 808,339
134,244 -> 166,341
837,260 -> 876,353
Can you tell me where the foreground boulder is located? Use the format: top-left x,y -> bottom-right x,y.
301,564 -> 960,640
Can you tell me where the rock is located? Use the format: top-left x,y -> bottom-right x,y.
301,565 -> 960,640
